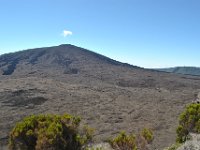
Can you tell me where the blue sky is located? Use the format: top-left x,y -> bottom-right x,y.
0,0 -> 200,68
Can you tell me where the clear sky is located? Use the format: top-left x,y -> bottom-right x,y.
0,0 -> 200,68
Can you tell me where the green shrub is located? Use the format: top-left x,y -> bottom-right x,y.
109,131 -> 137,150
141,128 -> 153,144
109,128 -> 153,150
9,114 -> 93,150
176,103 -> 200,143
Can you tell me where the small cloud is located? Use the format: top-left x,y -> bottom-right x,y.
62,30 -> 72,37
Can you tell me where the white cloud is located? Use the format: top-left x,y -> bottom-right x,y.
62,30 -> 72,37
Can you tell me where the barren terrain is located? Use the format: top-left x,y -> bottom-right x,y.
1,44 -> 200,149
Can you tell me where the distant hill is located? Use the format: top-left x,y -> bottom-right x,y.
157,67 -> 200,76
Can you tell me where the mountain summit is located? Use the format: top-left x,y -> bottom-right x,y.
1,45 -> 200,149
0,44 -> 137,76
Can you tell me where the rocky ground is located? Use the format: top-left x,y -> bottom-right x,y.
1,45 -> 200,149
177,133 -> 200,150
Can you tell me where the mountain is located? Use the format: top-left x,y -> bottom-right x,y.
157,67 -> 200,76
1,44 -> 200,149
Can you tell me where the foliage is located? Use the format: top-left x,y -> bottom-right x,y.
9,114 -> 94,150
140,128 -> 153,144
109,131 -> 137,150
176,103 -> 200,143
109,129 -> 153,150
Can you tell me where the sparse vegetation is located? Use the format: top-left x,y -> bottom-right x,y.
163,103 -> 200,150
8,112 -> 154,150
1,45 -> 200,149
176,103 -> 200,143
109,128 -> 153,150
141,128 -> 153,144
9,114 -> 94,150
109,131 -> 137,150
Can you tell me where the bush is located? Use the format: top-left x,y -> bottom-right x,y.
109,129 -> 153,150
176,103 -> 200,143
9,114 -> 94,150
141,128 -> 153,144
109,131 -> 137,150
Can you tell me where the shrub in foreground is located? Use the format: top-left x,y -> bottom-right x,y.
176,103 -> 200,143
9,114 -> 94,150
141,128 -> 153,144
109,128 -> 153,150
109,131 -> 137,150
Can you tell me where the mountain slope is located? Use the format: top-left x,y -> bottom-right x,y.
0,44 -> 138,76
1,44 -> 200,149
158,67 -> 200,76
